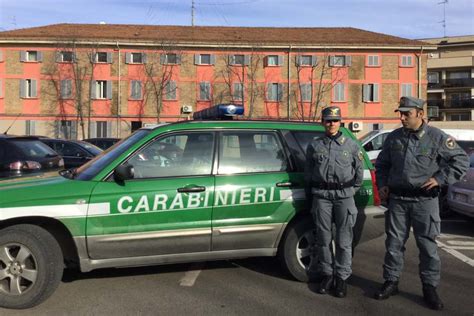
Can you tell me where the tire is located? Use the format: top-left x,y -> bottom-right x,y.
278,217 -> 317,282
0,224 -> 63,309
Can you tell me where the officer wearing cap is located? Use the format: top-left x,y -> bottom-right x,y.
374,96 -> 469,310
304,106 -> 363,298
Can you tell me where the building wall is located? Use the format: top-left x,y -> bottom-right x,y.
0,45 -> 428,138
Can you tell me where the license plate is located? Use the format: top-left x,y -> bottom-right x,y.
454,193 -> 468,202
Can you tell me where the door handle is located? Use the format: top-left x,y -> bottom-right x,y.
276,182 -> 294,188
177,186 -> 206,193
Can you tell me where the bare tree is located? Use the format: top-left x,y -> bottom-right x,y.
292,52 -> 343,122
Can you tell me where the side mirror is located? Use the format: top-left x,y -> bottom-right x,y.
114,164 -> 134,182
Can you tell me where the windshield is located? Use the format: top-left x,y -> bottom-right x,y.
77,141 -> 103,155
358,130 -> 379,144
73,130 -> 151,181
11,139 -> 58,158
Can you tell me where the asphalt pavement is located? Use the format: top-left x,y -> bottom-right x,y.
1,215 -> 473,316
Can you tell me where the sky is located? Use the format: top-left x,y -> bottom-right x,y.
0,0 -> 473,39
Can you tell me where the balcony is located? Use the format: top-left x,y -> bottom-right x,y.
428,78 -> 474,89
427,98 -> 474,109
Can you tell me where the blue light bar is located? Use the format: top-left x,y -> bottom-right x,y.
193,104 -> 244,120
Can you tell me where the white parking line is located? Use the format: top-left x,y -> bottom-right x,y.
437,240 -> 474,267
440,233 -> 474,239
446,240 -> 474,246
179,264 -> 203,287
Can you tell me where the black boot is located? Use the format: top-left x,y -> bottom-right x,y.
334,277 -> 347,298
374,281 -> 399,300
317,275 -> 333,294
422,284 -> 444,311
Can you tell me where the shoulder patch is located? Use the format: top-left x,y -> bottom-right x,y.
445,137 -> 456,149
358,151 -> 363,161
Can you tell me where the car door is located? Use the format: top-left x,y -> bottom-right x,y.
86,131 -> 216,259
212,130 -> 304,251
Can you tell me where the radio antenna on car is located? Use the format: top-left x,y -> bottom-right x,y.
3,113 -> 22,135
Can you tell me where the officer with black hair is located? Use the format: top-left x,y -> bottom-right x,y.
305,106 -> 363,298
374,96 -> 469,310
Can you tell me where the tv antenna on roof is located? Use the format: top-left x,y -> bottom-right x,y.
438,0 -> 448,37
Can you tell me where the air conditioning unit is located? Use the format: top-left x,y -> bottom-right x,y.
181,105 -> 193,114
350,121 -> 363,132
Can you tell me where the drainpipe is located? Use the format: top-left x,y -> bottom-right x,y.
116,41 -> 121,138
418,45 -> 424,99
287,45 -> 292,120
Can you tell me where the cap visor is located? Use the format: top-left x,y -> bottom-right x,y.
394,107 -> 413,112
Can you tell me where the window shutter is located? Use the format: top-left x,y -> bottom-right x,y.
362,84 -> 369,102
345,55 -> 352,66
329,56 -> 335,66
229,55 -> 235,65
176,54 -> 181,65
31,80 -> 37,98
277,55 -> 284,66
137,81 -> 142,99
106,81 -> 112,99
107,52 -> 113,63
20,80 -> 26,98
54,121 -> 60,138
20,51 -> 26,62
0,79 -> 2,98
60,80 -> 66,99
72,52 -> 77,63
170,81 -> 177,99
194,54 -> 200,65
141,53 -> 147,64
0,50 -> 3,62
311,55 -> 318,66
37,52 -> 43,62
71,121 -> 78,140
244,55 -> 251,66
263,56 -> 268,67
296,55 -> 301,66
210,54 -> 215,65
90,80 -> 97,99
373,84 -> 379,102
125,53 -> 131,64
267,83 -> 273,100
106,121 -> 113,138
278,83 -> 283,101
160,54 -> 166,64
90,53 -> 96,63
89,121 -> 97,138
55,52 -> 62,62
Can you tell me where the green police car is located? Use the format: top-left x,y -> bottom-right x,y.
0,105 -> 384,309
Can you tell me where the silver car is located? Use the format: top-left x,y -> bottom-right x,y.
447,153 -> 474,218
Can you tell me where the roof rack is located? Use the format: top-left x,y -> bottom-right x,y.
193,104 -> 244,120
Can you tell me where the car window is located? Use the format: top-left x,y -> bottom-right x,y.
128,132 -> 214,179
358,130 -> 379,144
218,131 -> 288,174
470,154 -> 474,168
10,140 -> 57,158
291,131 -> 325,153
55,142 -> 87,157
371,133 -> 387,151
78,142 -> 102,155
457,140 -> 474,155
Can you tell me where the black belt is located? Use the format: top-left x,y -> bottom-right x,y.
312,181 -> 354,190
389,187 -> 440,198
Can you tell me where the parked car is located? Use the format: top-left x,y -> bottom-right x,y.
0,135 -> 64,178
0,104 -> 385,309
447,153 -> 474,219
39,139 -> 102,169
83,137 -> 120,150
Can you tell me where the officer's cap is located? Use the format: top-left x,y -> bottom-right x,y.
394,96 -> 425,112
321,106 -> 341,121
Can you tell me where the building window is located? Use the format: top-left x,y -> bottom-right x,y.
60,79 -> 73,99
329,55 -> 351,67
130,80 -> 142,100
20,79 -> 37,98
333,83 -> 345,101
428,72 -> 440,84
367,55 -> 380,66
401,83 -> 412,97
25,120 -> 36,136
59,51 -> 74,62
266,55 -> 282,66
297,55 -> 316,66
164,81 -> 177,100
363,83 -> 379,102
401,55 -> 413,67
58,120 -> 77,140
21,50 -> 42,62
96,121 -> 108,137
199,82 -> 211,101
448,113 -> 471,121
300,83 -> 312,102
195,54 -> 214,65
95,52 -> 112,63
161,53 -> 180,65
125,52 -> 146,64
267,83 -> 283,101
233,82 -> 244,101
92,80 -> 111,99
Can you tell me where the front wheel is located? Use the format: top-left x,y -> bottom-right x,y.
278,217 -> 317,282
0,224 -> 63,309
